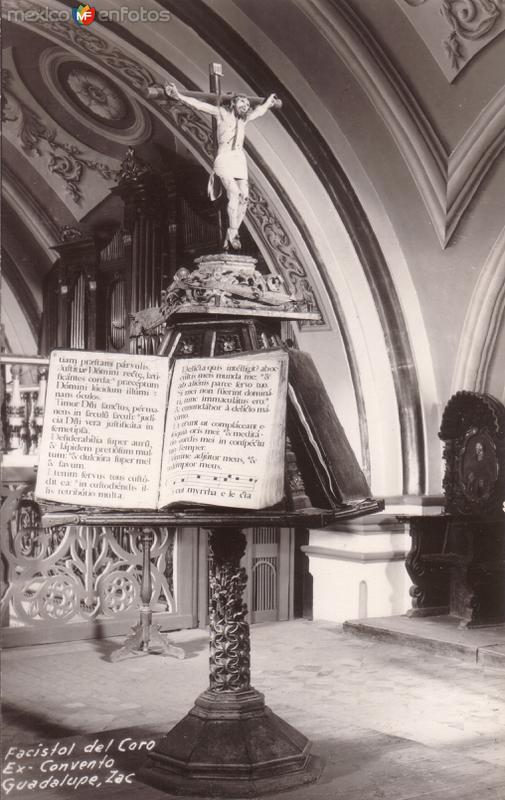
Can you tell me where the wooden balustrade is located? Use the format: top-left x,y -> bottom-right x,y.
0,355 -> 197,646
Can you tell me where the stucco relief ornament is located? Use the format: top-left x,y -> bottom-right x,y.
2,8 -> 324,324
441,0 -> 501,40
441,0 -> 502,69
1,68 -> 119,204
444,30 -> 465,69
66,68 -> 127,121
398,0 -> 505,79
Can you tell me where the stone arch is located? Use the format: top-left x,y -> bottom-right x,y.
5,3 -> 434,496
452,225 -> 505,403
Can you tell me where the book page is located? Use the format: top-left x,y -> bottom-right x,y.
158,352 -> 288,510
35,350 -> 169,508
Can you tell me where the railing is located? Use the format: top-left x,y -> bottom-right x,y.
0,354 -> 194,646
1,354 -> 49,459
0,481 -> 180,645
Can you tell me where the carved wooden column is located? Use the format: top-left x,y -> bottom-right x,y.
208,529 -> 250,691
112,149 -> 177,354
141,526 -> 322,797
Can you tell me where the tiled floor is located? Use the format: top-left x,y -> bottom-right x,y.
2,619 -> 504,799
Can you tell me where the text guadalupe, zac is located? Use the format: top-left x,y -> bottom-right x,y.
35,349 -> 288,511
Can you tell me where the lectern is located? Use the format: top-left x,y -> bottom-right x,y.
43,255 -> 383,797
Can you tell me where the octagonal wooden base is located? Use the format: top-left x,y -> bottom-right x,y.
139,688 -> 323,797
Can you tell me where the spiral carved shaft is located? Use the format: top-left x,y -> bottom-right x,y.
208,529 -> 250,692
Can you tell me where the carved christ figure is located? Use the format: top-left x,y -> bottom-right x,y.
165,82 -> 278,251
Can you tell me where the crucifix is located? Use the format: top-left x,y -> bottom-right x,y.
42,286 -> 383,795
148,63 -> 282,252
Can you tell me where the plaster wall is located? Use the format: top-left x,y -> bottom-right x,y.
217,0 -> 505,489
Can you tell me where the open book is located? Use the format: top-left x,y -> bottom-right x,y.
35,349 -> 288,511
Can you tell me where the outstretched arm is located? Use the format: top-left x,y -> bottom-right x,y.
247,94 -> 278,122
164,82 -> 219,116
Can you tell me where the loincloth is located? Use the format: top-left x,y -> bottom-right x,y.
214,149 -> 247,180
207,150 -> 247,201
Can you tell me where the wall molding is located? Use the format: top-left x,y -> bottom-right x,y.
452,224 -> 505,394
39,46 -> 153,146
302,545 -> 407,563
304,0 -> 505,248
448,87 -> 505,241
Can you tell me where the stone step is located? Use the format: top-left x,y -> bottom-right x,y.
343,614 -> 505,668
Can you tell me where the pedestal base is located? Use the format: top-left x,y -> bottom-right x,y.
110,623 -> 185,662
139,688 -> 323,797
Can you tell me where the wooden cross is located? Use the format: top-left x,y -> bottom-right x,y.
148,63 -> 282,243
149,62 -> 282,154
184,63 -> 281,114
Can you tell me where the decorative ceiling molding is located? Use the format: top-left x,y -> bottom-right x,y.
1,52 -> 120,210
394,0 -> 505,82
1,0 -> 325,326
448,86 -> 505,239
3,0 -> 428,494
39,47 -> 152,145
2,0 -> 157,89
303,0 -> 505,248
452,224 -> 505,395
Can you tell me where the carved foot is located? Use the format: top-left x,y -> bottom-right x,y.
110,623 -> 185,662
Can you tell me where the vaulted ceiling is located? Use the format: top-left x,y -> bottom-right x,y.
2,0 -> 505,496
4,1 -> 504,279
